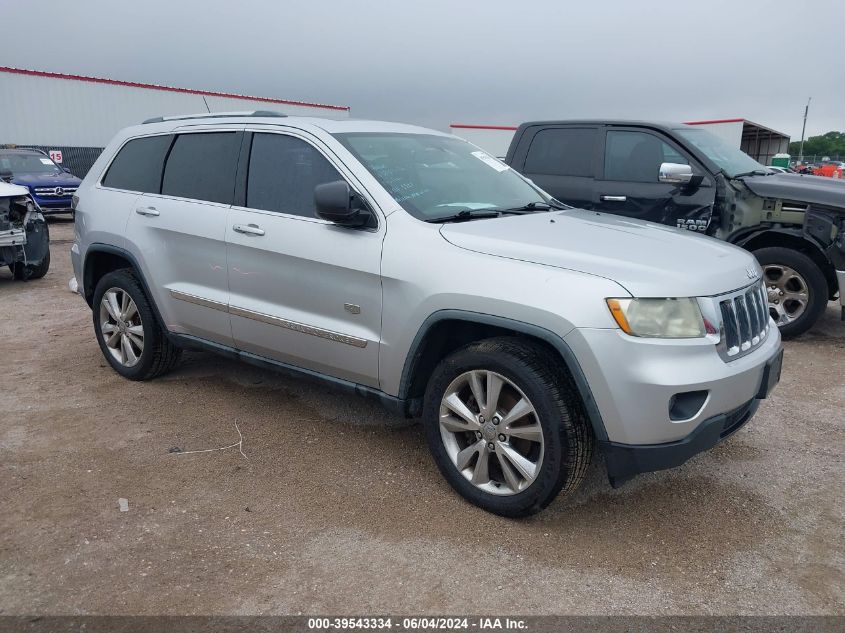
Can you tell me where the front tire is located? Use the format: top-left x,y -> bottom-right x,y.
753,247 -> 828,339
92,269 -> 181,380
423,337 -> 593,517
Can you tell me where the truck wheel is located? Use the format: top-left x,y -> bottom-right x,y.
92,269 -> 181,380
753,247 -> 828,339
423,337 -> 593,517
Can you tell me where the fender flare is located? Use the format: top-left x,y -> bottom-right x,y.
729,225 -> 829,258
398,309 -> 609,441
83,243 -> 171,338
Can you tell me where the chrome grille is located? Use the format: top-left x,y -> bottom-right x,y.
33,187 -> 77,197
716,282 -> 770,360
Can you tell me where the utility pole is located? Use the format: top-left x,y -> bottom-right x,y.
798,97 -> 811,162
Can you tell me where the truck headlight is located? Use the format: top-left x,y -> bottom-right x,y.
606,297 -> 706,338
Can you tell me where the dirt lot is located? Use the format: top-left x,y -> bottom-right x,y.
1,219 -> 843,616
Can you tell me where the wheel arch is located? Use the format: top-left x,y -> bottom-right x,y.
732,227 -> 837,298
398,310 -> 608,441
83,244 -> 169,330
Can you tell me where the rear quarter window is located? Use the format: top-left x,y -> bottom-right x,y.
102,135 -> 173,193
523,128 -> 596,177
161,132 -> 241,204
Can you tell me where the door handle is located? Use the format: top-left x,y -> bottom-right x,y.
600,195 -> 627,202
135,206 -> 160,217
233,223 -> 265,236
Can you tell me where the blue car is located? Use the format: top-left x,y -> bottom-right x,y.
0,148 -> 82,215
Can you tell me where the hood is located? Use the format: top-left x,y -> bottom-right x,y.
440,209 -> 760,298
11,172 -> 82,188
0,181 -> 31,198
741,172 -> 845,208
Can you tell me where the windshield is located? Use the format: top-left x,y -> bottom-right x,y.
674,128 -> 765,178
333,133 -> 550,220
0,152 -> 61,175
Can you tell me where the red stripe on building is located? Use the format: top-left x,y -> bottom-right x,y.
450,124 -> 519,131
0,66 -> 349,112
684,118 -> 744,125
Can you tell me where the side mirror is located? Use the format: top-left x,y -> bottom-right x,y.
0,168 -> 12,182
658,162 -> 693,184
314,180 -> 374,228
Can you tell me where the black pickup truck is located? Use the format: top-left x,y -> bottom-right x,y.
504,121 -> 845,337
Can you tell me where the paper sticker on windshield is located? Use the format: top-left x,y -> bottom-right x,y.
40,158 -> 53,165
471,151 -> 509,172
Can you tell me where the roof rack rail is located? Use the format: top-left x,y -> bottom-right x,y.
142,110 -> 287,124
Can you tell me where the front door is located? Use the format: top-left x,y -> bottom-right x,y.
225,131 -> 383,387
593,128 -> 716,233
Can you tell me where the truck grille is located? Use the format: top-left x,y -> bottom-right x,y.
33,187 -> 77,198
716,282 -> 770,360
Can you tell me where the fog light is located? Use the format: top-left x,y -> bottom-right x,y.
669,390 -> 708,421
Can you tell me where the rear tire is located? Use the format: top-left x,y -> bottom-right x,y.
92,269 -> 181,380
753,247 -> 827,339
423,337 -> 593,517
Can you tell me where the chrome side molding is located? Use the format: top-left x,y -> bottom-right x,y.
169,289 -> 368,348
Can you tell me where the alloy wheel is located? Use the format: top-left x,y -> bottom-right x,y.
438,370 -> 544,496
99,288 -> 144,367
763,264 -> 809,325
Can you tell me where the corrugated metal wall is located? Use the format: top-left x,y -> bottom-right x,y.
0,69 -> 349,148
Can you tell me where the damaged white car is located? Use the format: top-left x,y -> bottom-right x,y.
0,180 -> 50,280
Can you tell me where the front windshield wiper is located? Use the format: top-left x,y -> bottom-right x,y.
501,201 -> 555,213
425,201 -> 562,223
425,209 -> 503,223
730,169 -> 771,179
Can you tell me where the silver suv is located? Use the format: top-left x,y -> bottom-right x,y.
70,112 -> 783,516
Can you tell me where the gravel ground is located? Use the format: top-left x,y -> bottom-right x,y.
1,219 -> 843,616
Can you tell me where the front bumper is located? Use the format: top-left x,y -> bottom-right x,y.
837,270 -> 845,317
565,316 -> 782,485
36,203 -> 73,215
600,398 -> 760,487
564,322 -> 782,445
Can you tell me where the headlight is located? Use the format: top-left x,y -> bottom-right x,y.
606,297 -> 706,338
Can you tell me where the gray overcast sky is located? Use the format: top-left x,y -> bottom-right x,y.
1,0 -> 842,139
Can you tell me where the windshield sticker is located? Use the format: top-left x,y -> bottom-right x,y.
471,151 -> 509,172
40,158 -> 54,165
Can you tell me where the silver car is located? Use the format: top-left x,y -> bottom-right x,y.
70,112 -> 783,516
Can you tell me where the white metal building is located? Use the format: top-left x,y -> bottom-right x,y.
683,118 -> 790,166
0,66 -> 350,175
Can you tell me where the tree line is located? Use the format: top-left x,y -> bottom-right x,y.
788,131 -> 845,158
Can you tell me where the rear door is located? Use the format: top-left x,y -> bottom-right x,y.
225,130 -> 383,387
593,127 -> 716,231
125,128 -> 243,346
510,125 -> 599,208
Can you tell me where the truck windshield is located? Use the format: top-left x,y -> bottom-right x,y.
675,128 -> 765,178
0,153 -> 61,175
333,133 -> 550,221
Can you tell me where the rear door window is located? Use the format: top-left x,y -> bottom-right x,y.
246,133 -> 343,218
162,132 -> 241,204
604,130 -> 688,182
523,128 -> 596,177
102,135 -> 173,193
